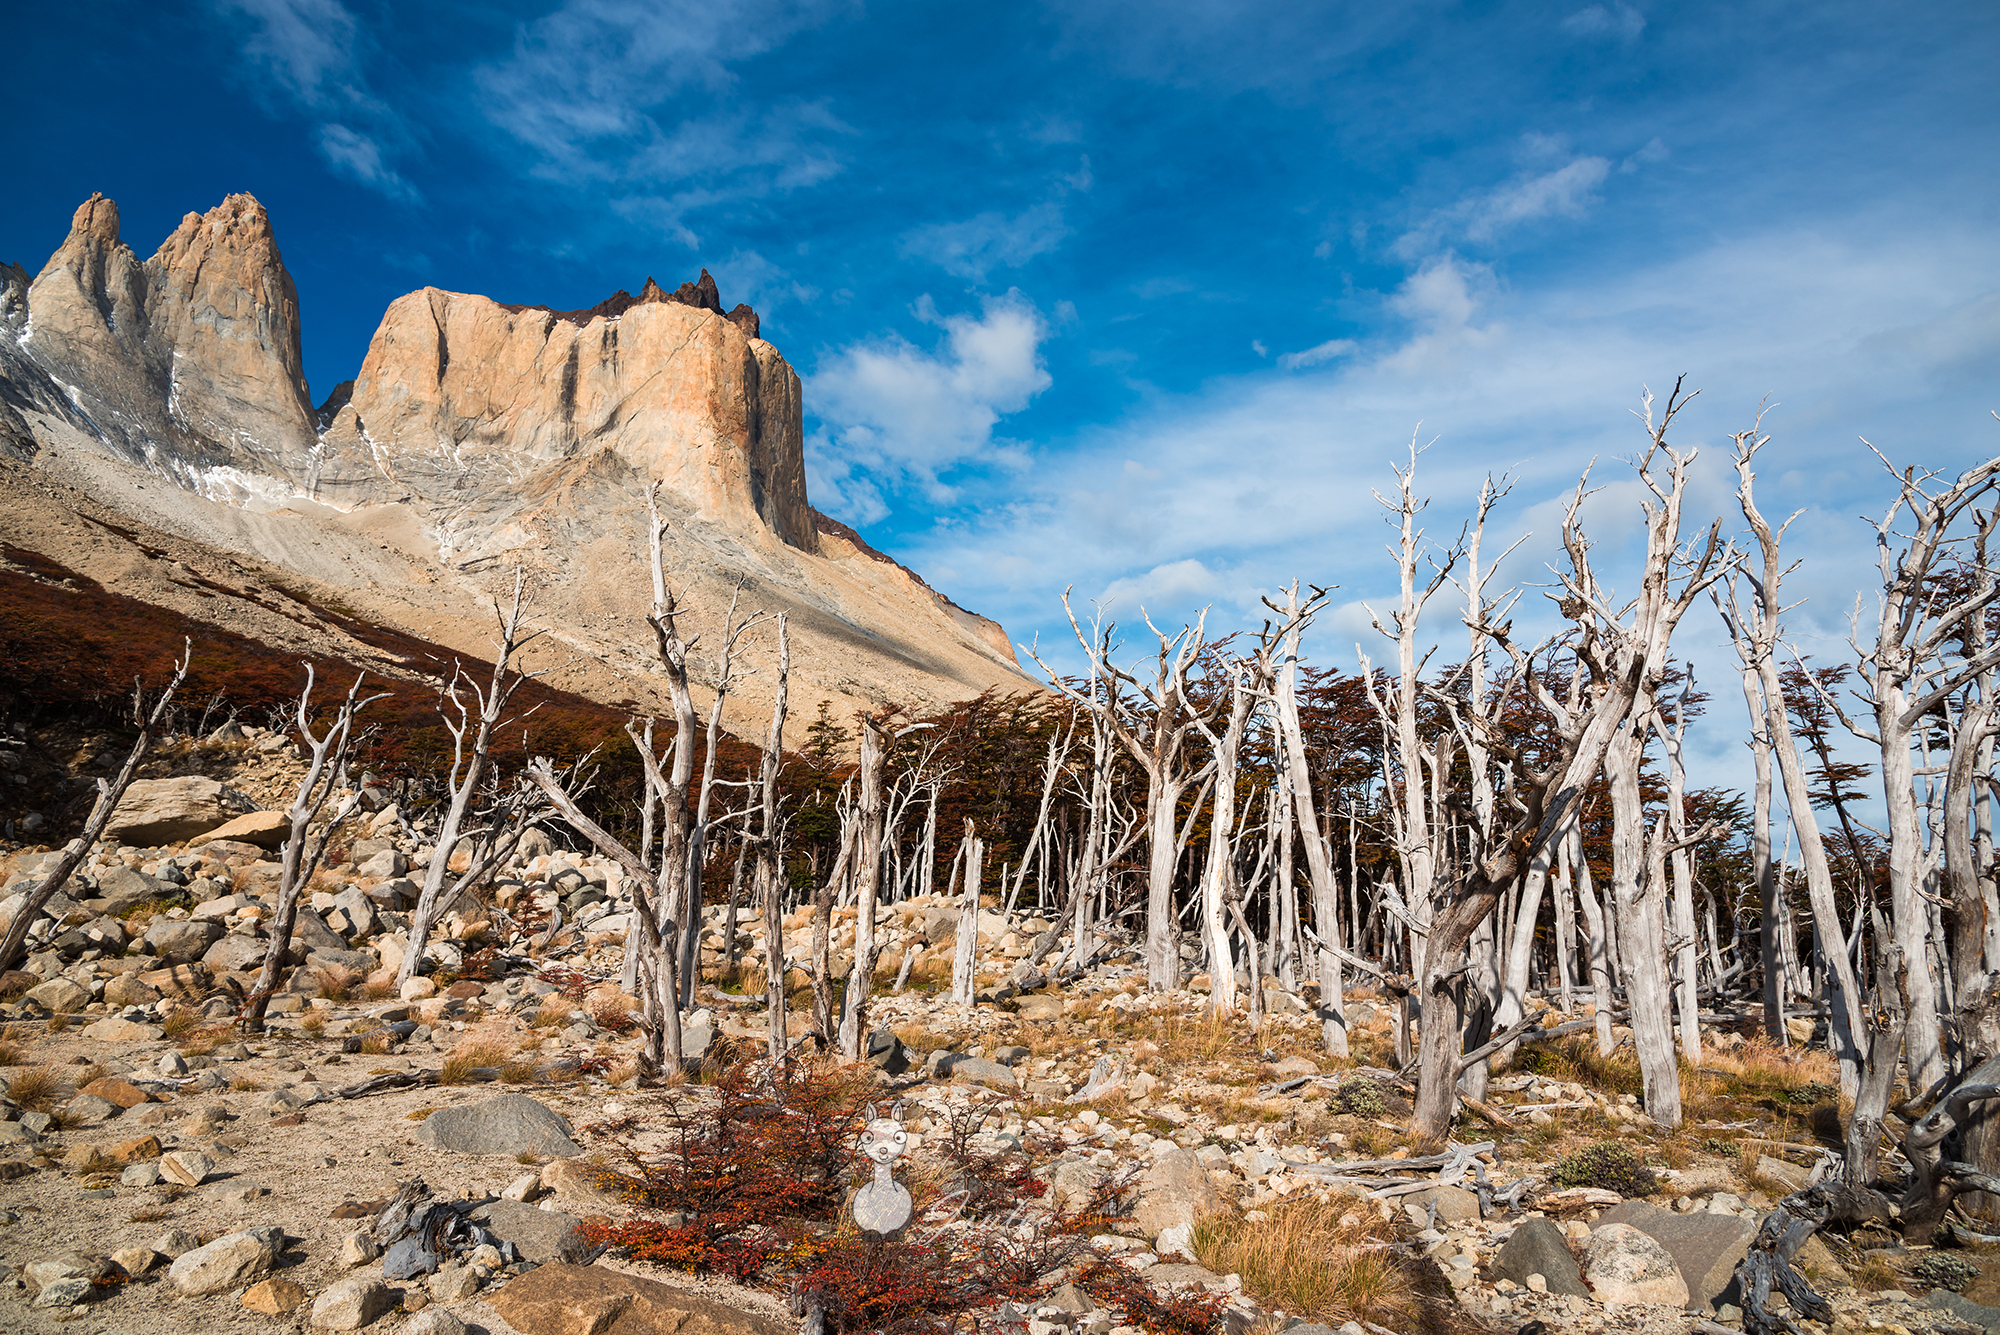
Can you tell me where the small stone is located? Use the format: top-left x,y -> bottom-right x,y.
121,1162 -> 161,1187
311,1277 -> 395,1329
403,1312 -> 468,1335
110,1135 -> 162,1163
169,1229 -> 279,1295
501,1171 -> 543,1202
63,1094 -> 119,1123
159,1149 -> 215,1185
79,1016 -> 165,1042
216,1178 -> 270,1203
243,1275 -> 310,1314
1526,1273 -> 1548,1293
339,1230 -> 381,1267
111,1247 -> 158,1275
32,1276 -> 94,1308
428,1264 -> 480,1301
150,1228 -> 202,1258
1583,1222 -> 1690,1307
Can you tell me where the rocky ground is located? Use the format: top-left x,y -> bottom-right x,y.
2,734 -> 1998,1335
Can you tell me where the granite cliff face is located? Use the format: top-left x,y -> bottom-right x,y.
0,192 -> 1027,731
0,194 -> 317,492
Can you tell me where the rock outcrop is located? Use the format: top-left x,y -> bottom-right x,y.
0,192 -> 1029,735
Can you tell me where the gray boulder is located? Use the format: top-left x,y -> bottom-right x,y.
1131,1147 -> 1225,1238
202,932 -> 270,973
167,1227 -> 279,1295
415,1093 -> 583,1157
1490,1215 -> 1588,1297
1600,1198 -> 1756,1311
91,866 -> 164,913
144,916 -> 224,959
469,1197 -> 597,1264
105,777 -> 254,846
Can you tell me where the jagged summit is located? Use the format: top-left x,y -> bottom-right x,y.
500,269 -> 760,340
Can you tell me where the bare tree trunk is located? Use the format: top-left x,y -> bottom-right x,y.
401,570 -> 542,990
839,717 -> 888,1060
245,668 -> 382,1033
951,827 -> 982,1007
1569,826 -> 1617,1056
0,642 -> 190,975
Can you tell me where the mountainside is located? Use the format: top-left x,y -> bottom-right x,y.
0,193 -> 1028,736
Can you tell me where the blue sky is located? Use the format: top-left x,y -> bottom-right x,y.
6,1 -> 2000,785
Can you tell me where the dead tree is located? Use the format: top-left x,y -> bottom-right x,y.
1843,447 -> 2000,1104
838,717 -> 890,1059
1557,384 -> 1732,1130
1717,420 -> 1868,1093
1263,582 -> 1348,1054
679,586 -> 775,1008
1029,597 -> 1216,991
0,641 -> 190,975
525,759 -> 684,1072
1194,663 -> 1258,1019
399,571 -> 544,989
244,667 -> 386,1033
755,615 -> 790,1059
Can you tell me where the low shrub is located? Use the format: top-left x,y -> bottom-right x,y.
6,1065 -> 68,1111
1910,1253 -> 1980,1292
1552,1141 -> 1656,1196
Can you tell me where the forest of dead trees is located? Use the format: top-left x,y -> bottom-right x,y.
54,386 -> 1989,1241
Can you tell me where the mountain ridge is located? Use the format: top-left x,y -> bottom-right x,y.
0,192 -> 1030,736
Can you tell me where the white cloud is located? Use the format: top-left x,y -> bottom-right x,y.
1278,337 -> 1358,371
900,203 -> 1070,281
806,291 -> 1052,516
893,210 -> 2000,754
1562,4 -> 1646,41
1395,155 -> 1612,257
216,0 -> 416,197
476,1 -> 848,161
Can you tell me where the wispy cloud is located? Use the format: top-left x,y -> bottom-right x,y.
216,0 -> 417,198
1562,3 -> 1647,42
807,290 -> 1053,521
1394,153 -> 1613,258
471,0 -> 853,243
1278,337 -> 1357,370
900,202 -> 1071,281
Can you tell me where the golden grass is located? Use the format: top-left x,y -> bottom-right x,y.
360,980 -> 398,1001
500,1057 -> 541,1084
298,1009 -> 326,1035
530,997 -> 576,1029
1192,1200 -> 1465,1334
44,1013 -> 69,1035
177,1023 -> 232,1056
439,1040 -> 513,1085
312,965 -> 360,1002
160,1009 -> 201,1039
6,1065 -> 69,1111
357,1032 -> 392,1056
74,1063 -> 108,1089
0,1039 -> 26,1067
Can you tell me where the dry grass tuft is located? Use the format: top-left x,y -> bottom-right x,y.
530,996 -> 576,1029
500,1057 -> 541,1084
1193,1199 -> 1466,1333
74,1063 -> 108,1089
178,1023 -> 231,1056
0,1038 -> 26,1067
160,1009 -> 201,1039
6,1065 -> 69,1111
440,1041 -> 512,1085
357,1032 -> 392,1056
360,980 -> 398,1001
43,1013 -> 70,1035
298,1009 -> 326,1035
312,965 -> 360,1002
